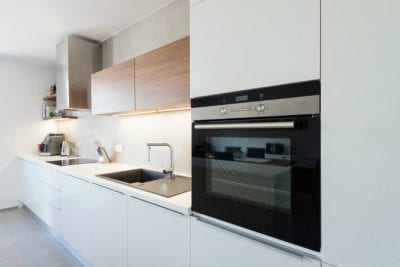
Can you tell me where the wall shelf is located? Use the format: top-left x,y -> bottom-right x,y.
43,115 -> 77,121
42,92 -> 77,121
43,94 -> 57,101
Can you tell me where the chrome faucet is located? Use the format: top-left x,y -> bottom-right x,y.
147,143 -> 174,180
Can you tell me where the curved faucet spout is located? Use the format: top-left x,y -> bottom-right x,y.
146,143 -> 174,179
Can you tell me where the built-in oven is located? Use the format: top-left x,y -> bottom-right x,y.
191,80 -> 321,251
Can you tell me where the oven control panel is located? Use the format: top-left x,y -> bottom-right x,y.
192,95 -> 320,121
220,103 -> 266,116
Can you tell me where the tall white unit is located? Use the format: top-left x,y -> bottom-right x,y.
190,0 -> 320,98
321,0 -> 400,266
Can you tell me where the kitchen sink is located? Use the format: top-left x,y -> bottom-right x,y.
96,169 -> 191,197
97,169 -> 165,184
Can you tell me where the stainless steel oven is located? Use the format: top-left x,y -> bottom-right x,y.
191,80 -> 321,251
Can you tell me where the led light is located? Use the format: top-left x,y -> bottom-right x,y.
156,107 -> 190,113
113,110 -> 157,117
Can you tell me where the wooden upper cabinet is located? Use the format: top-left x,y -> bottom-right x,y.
91,59 -> 135,115
134,37 -> 190,111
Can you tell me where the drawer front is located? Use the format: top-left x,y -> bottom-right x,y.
37,194 -> 62,234
38,178 -> 62,206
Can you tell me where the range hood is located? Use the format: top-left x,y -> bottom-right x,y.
56,36 -> 101,110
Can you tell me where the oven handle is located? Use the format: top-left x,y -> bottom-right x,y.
194,121 -> 295,130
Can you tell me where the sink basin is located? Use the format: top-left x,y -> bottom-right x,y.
134,176 -> 191,197
96,168 -> 191,197
97,169 -> 165,184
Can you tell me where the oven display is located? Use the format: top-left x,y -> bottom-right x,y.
235,95 -> 248,102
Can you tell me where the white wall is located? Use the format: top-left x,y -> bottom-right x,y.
0,58 -> 56,209
321,1 -> 400,266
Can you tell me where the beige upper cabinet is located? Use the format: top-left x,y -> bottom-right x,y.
91,59 -> 135,115
134,37 -> 190,111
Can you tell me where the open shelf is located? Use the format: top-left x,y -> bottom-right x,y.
43,115 -> 77,121
43,94 -> 57,101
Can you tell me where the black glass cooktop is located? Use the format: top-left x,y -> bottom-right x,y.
46,158 -> 98,166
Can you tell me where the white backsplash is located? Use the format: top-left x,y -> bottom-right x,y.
57,110 -> 192,176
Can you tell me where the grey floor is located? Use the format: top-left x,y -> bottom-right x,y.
0,208 -> 81,267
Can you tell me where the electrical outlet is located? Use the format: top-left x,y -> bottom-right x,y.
114,144 -> 123,153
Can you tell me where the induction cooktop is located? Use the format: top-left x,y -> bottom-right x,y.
46,158 -> 98,166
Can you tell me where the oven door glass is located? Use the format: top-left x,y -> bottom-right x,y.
192,117 -> 320,251
206,136 -> 292,211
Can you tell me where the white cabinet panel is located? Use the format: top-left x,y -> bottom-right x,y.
191,218 -> 320,267
321,0 -> 400,266
60,174 -> 92,261
127,197 -> 190,267
89,184 -> 127,267
20,160 -> 40,210
190,0 -> 320,98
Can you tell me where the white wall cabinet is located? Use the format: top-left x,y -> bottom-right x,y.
127,196 -> 190,267
191,218 -> 320,267
190,0 -> 320,98
89,184 -> 128,267
60,174 -> 92,261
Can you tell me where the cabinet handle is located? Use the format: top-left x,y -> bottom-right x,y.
192,213 -> 320,262
130,196 -> 185,216
194,121 -> 295,130
67,174 -> 89,183
93,183 -> 125,195
39,178 -> 61,192
39,194 -> 61,210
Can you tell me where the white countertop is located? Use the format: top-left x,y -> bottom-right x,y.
18,155 -> 191,215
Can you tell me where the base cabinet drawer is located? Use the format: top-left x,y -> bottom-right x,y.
190,217 -> 320,267
127,197 -> 190,267
20,160 -> 62,234
35,196 -> 62,234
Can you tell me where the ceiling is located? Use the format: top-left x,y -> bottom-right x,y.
0,0 -> 173,65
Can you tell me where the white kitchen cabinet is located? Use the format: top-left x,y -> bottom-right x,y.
60,173 -> 92,261
20,160 -> 40,211
35,170 -> 63,234
321,1 -> 400,267
191,217 -> 320,267
88,183 -> 128,267
127,196 -> 190,267
190,0 -> 320,98
19,160 -> 62,234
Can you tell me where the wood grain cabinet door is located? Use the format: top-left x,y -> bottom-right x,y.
91,59 -> 135,115
134,37 -> 190,111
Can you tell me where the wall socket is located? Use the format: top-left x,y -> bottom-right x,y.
114,144 -> 123,153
